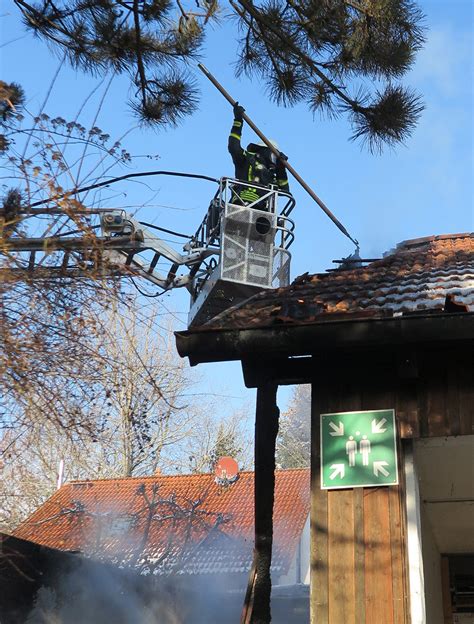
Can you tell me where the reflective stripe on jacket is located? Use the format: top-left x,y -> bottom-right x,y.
228,119 -> 289,196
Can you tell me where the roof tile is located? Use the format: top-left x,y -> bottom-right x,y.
202,234 -> 474,330
13,469 -> 310,577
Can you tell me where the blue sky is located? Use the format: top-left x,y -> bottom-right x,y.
1,0 -> 473,420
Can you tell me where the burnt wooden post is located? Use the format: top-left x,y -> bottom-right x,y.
241,381 -> 280,624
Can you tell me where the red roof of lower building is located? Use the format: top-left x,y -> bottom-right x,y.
13,469 -> 310,577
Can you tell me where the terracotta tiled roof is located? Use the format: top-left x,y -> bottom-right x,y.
201,233 -> 474,330
13,469 -> 309,577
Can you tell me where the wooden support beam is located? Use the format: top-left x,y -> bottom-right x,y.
241,382 -> 280,624
242,356 -> 313,388
240,559 -> 257,624
176,315 -> 474,366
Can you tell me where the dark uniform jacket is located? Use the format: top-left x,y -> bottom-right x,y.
228,118 -> 290,204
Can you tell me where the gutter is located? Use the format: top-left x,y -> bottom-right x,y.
175,313 -> 474,365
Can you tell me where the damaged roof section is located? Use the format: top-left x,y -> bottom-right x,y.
13,469 -> 309,578
202,233 -> 474,331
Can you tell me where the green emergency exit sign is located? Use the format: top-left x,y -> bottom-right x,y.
321,409 -> 398,490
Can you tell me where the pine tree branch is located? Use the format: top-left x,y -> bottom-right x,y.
116,0 -> 144,14
132,0 -> 148,105
231,0 -> 358,111
277,0 -> 361,90
10,0 -> 424,143
14,0 -> 74,42
344,0 -> 373,17
175,0 -> 188,19
243,12 -> 289,95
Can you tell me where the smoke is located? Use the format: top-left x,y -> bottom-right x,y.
25,559 -> 185,624
22,541 -> 250,623
22,550 -> 309,623
20,480 -> 308,622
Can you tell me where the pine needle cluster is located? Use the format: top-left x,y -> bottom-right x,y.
0,81 -> 25,152
14,0 -> 207,126
13,0 -> 426,148
234,0 -> 426,150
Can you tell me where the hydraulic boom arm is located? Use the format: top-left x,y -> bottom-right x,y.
1,208 -> 219,292
2,177 -> 295,326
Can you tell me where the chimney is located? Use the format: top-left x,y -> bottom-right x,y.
57,459 -> 65,489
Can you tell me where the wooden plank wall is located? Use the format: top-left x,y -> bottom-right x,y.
388,349 -> 472,439
423,351 -> 473,437
309,347 -> 473,623
310,375 -> 409,624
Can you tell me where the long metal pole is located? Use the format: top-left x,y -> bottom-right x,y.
198,63 -> 359,248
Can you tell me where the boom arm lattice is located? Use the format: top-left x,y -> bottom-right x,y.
1,209 -> 219,293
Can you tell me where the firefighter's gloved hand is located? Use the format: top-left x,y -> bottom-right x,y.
278,152 -> 288,161
233,102 -> 245,121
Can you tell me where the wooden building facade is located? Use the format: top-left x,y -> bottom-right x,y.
309,346 -> 473,624
176,234 -> 474,623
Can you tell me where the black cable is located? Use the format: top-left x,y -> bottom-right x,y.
129,276 -> 168,298
139,221 -> 193,240
58,224 -> 101,237
30,171 -> 220,208
26,216 -> 191,243
68,221 -> 192,242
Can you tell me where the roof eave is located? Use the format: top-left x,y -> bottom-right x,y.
175,312 -> 474,366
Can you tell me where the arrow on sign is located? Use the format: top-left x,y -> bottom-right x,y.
372,418 -> 387,434
373,461 -> 390,477
329,421 -> 344,436
329,464 -> 345,480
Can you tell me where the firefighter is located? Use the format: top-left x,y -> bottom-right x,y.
228,103 -> 290,205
